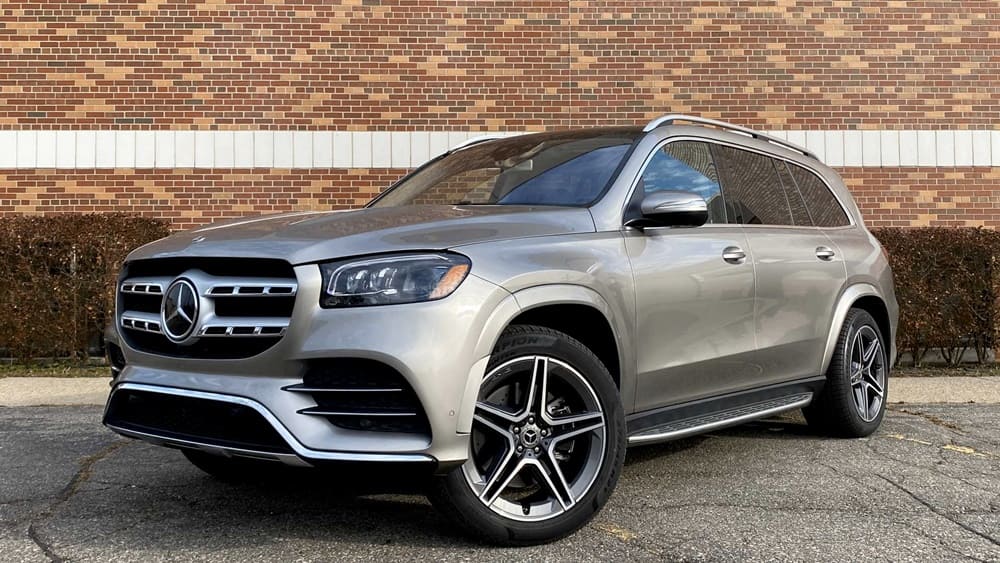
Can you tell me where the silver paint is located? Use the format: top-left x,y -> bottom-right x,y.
107,120 -> 898,467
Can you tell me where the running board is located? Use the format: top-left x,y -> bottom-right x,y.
627,392 -> 813,445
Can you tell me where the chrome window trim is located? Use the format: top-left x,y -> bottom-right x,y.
106,382 -> 436,464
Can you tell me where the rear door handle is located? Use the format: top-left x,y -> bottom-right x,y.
722,246 -> 746,264
816,246 -> 836,261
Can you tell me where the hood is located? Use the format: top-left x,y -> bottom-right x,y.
127,205 -> 596,265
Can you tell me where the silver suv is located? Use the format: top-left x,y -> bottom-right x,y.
104,115 -> 897,545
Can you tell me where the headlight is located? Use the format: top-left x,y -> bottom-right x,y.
319,253 -> 471,308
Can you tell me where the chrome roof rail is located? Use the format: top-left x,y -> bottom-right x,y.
449,134 -> 505,153
642,114 -> 818,160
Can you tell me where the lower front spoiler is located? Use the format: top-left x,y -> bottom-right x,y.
104,382 -> 440,470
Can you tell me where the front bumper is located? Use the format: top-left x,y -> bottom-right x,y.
104,264 -> 514,471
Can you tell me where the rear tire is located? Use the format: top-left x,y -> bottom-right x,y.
805,308 -> 888,437
428,325 -> 626,546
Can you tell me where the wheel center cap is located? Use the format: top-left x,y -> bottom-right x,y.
519,423 -> 541,448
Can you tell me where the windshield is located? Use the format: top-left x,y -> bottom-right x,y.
369,129 -> 639,208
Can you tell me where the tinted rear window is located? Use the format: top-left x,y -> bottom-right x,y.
788,164 -> 851,227
713,145 -> 793,226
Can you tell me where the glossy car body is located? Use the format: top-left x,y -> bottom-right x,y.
104,115 -> 898,473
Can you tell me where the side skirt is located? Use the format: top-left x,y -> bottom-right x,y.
626,376 -> 825,446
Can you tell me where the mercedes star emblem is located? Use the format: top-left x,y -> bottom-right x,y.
161,279 -> 199,342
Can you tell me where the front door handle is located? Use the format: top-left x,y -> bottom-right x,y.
722,246 -> 746,264
816,246 -> 836,261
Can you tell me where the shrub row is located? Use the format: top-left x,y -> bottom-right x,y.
872,227 -> 1000,366
0,215 -> 994,367
0,214 -> 170,361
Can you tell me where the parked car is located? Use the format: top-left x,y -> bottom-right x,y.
103,115 -> 897,545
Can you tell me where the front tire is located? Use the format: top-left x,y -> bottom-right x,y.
428,325 -> 626,545
805,308 -> 889,437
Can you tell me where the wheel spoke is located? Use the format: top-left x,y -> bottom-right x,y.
527,356 -> 549,417
550,421 -> 605,446
532,456 -> 574,510
480,450 -> 524,506
865,371 -> 884,397
863,339 -> 881,370
853,383 -> 868,416
475,400 -> 520,426
546,409 -> 604,429
473,412 -> 512,438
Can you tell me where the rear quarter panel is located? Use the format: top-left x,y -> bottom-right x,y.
822,226 -> 899,366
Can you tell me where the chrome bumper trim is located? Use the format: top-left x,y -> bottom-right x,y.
106,382 -> 437,464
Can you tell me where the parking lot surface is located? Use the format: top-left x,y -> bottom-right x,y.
2,404 -> 998,562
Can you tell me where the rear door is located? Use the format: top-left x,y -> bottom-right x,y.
625,140 -> 758,412
712,145 -> 847,384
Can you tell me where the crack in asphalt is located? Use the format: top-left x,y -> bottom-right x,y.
899,521 -> 989,563
879,474 -> 1000,551
890,406 -> 966,433
25,440 -> 128,563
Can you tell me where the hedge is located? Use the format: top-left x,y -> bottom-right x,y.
0,216 -> 996,367
0,214 -> 170,361
872,227 -> 1000,367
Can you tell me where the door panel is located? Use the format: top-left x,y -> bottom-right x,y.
628,226 -> 758,412
744,228 -> 845,382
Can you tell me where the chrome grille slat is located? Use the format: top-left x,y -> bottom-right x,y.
120,277 -> 170,295
197,318 -> 290,338
121,311 -> 163,334
205,278 -> 298,297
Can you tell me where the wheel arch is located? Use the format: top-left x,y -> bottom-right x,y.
821,284 -> 895,374
462,284 -> 633,433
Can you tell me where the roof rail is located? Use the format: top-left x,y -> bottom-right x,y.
449,134 -> 505,153
642,114 -> 818,161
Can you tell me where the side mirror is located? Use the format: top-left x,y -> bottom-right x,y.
626,190 -> 709,229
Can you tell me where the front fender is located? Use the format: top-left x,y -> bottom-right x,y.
455,283 -> 635,433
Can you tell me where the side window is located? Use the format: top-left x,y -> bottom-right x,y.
774,160 -> 813,226
788,164 -> 851,227
638,141 -> 726,224
713,145 -> 793,226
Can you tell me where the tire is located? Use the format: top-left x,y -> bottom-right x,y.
428,325 -> 626,546
804,308 -> 889,437
182,449 -> 281,483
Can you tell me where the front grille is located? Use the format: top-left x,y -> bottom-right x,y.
104,389 -> 294,454
117,258 -> 297,359
286,359 -> 431,435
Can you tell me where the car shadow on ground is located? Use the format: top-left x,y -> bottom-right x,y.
80,414 -> 822,551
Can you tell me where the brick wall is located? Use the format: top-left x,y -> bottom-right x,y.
0,0 -> 997,228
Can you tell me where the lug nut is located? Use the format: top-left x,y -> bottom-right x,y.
513,426 -> 520,433
516,445 -> 524,452
528,416 -> 535,424
534,447 -> 540,453
541,429 -> 548,436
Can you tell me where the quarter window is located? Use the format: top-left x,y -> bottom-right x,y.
638,141 -> 726,224
713,145 -> 793,226
788,164 -> 851,227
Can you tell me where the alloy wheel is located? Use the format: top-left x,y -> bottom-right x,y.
849,325 -> 885,422
462,355 -> 607,522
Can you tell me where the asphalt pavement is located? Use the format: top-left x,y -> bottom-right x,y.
2,404 -> 999,562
